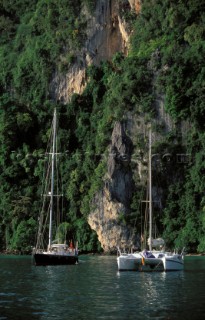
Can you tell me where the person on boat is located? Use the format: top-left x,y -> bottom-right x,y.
142,249 -> 155,258
69,240 -> 74,251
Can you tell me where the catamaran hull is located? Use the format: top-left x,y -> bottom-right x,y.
117,255 -> 142,271
162,255 -> 184,271
33,253 -> 78,266
117,253 -> 184,271
117,255 -> 164,271
142,257 -> 164,271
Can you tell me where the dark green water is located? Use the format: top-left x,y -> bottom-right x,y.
0,255 -> 205,320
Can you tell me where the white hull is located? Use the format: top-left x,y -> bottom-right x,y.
117,254 -> 164,271
117,253 -> 142,271
162,254 -> 184,271
117,251 -> 184,271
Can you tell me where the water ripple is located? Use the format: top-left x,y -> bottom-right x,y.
0,255 -> 205,319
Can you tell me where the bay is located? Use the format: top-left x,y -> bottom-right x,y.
0,255 -> 205,320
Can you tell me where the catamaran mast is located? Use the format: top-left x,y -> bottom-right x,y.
48,108 -> 57,250
149,128 -> 152,251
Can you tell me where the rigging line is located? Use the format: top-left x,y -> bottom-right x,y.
36,184 -> 49,249
143,181 -> 149,250
41,203 -> 50,237
129,181 -> 147,247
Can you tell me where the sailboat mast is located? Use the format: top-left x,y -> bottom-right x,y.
149,128 -> 152,251
48,108 -> 57,249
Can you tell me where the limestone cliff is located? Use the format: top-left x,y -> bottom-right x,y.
87,104 -> 185,253
51,0 -> 150,253
48,0 -> 192,253
50,0 -> 140,103
88,120 -> 140,252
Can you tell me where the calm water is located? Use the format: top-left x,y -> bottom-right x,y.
0,255 -> 205,320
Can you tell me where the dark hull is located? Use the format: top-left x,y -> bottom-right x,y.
33,253 -> 78,266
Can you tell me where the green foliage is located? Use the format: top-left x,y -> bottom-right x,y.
82,0 -> 96,13
131,0 -> 205,125
9,218 -> 37,252
197,212 -> 205,252
55,222 -> 70,243
0,0 -> 86,107
1,0 -> 205,254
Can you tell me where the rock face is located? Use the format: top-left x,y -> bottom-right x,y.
51,0 -> 185,253
107,122 -> 133,206
88,121 -> 140,252
129,0 -> 141,13
50,0 -> 134,103
50,0 -> 189,253
49,0 -> 140,252
88,190 -> 138,252
49,0 -> 189,253
49,0 -> 142,253
88,104 -> 189,252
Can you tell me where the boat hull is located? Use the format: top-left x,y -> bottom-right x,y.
117,254 -> 164,271
117,252 -> 184,271
117,254 -> 142,271
162,255 -> 184,271
33,253 -> 78,266
142,257 -> 164,271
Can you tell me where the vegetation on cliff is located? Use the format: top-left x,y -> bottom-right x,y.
0,0 -> 205,253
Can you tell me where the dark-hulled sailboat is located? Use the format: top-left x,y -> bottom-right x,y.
33,109 -> 78,266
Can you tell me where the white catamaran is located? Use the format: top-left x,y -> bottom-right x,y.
117,128 -> 185,271
33,109 -> 78,266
